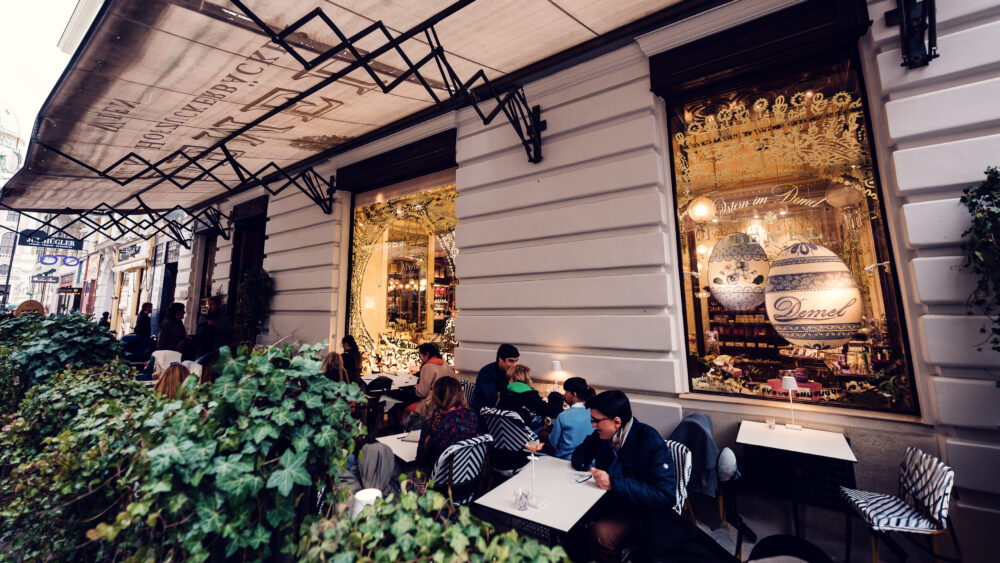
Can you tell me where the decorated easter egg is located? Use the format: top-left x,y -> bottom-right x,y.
708,233 -> 770,311
764,242 -> 863,349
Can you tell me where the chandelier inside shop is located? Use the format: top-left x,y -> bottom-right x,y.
2,0 -> 545,249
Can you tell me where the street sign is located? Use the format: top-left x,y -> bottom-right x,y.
30,275 -> 60,284
58,287 -> 83,296
18,229 -> 84,251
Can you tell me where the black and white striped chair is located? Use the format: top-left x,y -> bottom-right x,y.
460,379 -> 477,408
431,434 -> 493,506
840,447 -> 961,562
665,439 -> 694,517
480,407 -> 537,475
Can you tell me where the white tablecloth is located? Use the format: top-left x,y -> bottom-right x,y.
475,455 -> 606,533
376,432 -> 419,463
737,420 -> 857,462
361,372 -> 418,390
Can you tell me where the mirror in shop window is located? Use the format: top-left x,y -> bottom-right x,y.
348,183 -> 458,374
668,58 -> 918,414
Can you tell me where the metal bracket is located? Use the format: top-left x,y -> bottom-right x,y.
885,0 -> 938,68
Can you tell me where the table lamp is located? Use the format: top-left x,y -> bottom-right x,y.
781,375 -> 802,430
550,360 -> 564,393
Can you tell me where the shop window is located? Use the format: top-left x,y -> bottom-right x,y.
0,233 -> 13,256
349,183 -> 458,374
6,210 -> 17,222
669,58 -> 917,414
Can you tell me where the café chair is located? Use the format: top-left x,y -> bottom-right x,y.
480,407 -> 537,478
460,379 -> 477,408
665,439 -> 694,518
747,534 -> 834,563
840,447 -> 961,563
431,434 -> 493,506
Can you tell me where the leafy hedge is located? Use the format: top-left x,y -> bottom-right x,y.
0,313 -> 122,414
1,341 -> 565,562
961,166 -> 1000,353
0,362 -> 156,561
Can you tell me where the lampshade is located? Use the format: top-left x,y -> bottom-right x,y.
687,196 -> 716,223
781,375 -> 799,391
825,181 -> 864,208
551,360 -> 562,372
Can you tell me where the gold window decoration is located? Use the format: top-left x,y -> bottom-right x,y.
348,183 -> 458,374
669,59 -> 917,414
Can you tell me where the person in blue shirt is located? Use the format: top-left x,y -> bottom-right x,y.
470,343 -> 519,414
548,377 -> 595,459
571,390 -> 677,563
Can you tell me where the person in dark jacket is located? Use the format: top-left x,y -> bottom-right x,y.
156,302 -> 187,352
97,312 -> 111,330
196,295 -> 230,353
496,364 -> 563,432
571,390 -> 677,563
471,343 -> 519,414
341,335 -> 363,385
135,302 -> 152,338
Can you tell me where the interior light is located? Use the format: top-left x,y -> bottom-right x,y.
687,196 -> 716,223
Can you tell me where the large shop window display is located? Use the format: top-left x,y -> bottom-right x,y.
348,183 -> 458,374
669,59 -> 917,414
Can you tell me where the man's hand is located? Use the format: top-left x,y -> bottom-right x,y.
590,467 -> 612,491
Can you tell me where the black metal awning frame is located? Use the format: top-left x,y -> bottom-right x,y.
3,0 -> 545,249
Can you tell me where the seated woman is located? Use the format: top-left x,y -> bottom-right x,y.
415,376 -> 479,472
391,343 -> 455,420
321,350 -> 349,383
548,377 -> 595,459
154,364 -> 191,399
496,365 -> 563,433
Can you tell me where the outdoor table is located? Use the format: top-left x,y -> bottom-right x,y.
475,455 -> 606,540
376,432 -> 419,464
736,420 -> 857,538
361,372 -> 418,390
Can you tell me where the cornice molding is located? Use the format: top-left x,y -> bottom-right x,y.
636,0 -> 807,57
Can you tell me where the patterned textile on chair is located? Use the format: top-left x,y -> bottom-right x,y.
460,380 -> 477,409
840,447 -> 955,533
665,439 -> 693,516
430,434 -> 493,505
480,407 -> 536,473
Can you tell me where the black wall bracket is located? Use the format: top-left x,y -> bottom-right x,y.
885,0 -> 938,69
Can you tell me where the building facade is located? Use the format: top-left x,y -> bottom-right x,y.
5,0 -> 999,557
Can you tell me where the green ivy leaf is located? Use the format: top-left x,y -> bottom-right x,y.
266,449 -> 311,496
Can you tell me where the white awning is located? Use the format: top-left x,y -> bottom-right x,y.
3,0 -> 686,213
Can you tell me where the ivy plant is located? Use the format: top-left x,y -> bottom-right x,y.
960,166 -> 1000,353
0,362 -> 157,562
91,342 -> 366,562
298,486 -> 569,563
0,313 -> 123,414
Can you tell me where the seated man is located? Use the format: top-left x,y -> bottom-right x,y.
571,390 -> 676,563
471,343 -> 519,414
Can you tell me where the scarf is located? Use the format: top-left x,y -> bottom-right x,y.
611,419 -> 633,452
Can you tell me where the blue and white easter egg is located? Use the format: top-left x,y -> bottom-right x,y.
764,242 -> 863,349
708,233 -> 770,311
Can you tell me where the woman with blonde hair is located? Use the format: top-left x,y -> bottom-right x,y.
322,350 -> 349,383
414,376 -> 479,471
497,364 -> 564,432
155,364 -> 191,399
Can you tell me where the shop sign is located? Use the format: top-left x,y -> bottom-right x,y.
30,275 -> 60,284
39,254 -> 82,267
166,241 -> 180,263
85,255 -> 101,280
58,287 -> 83,296
116,239 -> 151,264
18,229 -> 84,250
15,300 -> 46,316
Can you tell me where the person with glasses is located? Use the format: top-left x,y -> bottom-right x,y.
570,390 -> 676,563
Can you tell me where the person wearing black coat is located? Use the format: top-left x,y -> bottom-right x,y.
341,335 -> 363,385
135,302 -> 152,338
156,302 -> 187,352
570,390 -> 677,563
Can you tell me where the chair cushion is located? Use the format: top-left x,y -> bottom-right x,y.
840,487 -> 942,533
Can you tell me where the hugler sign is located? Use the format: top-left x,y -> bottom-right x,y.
19,229 -> 84,251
